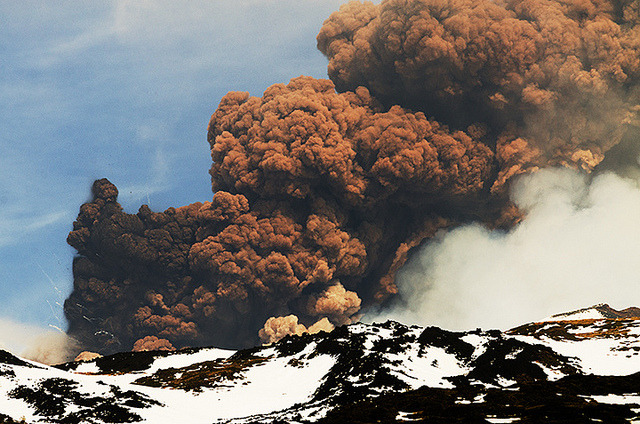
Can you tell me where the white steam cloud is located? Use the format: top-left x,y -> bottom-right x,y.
0,318 -> 76,364
372,168 -> 640,331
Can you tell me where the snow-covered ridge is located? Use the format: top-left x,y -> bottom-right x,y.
1,305 -> 640,423
509,304 -> 640,376
540,303 -> 640,322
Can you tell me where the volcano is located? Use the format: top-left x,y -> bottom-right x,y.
1,304 -> 640,423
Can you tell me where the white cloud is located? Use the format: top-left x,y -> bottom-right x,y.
0,207 -> 70,248
372,168 -> 640,331
37,1 -> 347,74
49,25 -> 116,58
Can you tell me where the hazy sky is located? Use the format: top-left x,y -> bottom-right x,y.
0,0 -> 349,332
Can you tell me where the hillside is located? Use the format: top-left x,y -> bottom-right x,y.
1,304 -> 639,423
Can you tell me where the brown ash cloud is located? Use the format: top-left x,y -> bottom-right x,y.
317,0 -> 640,185
65,78 -> 499,353
64,0 -> 639,354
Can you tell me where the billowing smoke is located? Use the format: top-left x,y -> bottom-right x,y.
317,0 -> 640,185
64,79 -> 504,353
259,315 -> 334,345
64,0 -> 640,354
375,167 -> 640,330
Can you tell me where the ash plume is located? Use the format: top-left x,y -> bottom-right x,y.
317,0 -> 640,185
64,0 -> 640,354
258,315 -> 334,345
65,78 -> 500,353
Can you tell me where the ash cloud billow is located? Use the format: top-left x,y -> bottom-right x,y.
317,0 -> 640,185
64,79 -> 499,353
64,0 -> 640,354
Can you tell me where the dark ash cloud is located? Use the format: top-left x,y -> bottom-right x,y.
64,0 -> 640,353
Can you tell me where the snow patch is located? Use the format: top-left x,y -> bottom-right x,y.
145,348 -> 234,374
396,410 -> 421,421
589,394 -> 640,405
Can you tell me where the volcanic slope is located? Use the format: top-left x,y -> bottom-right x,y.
1,304 -> 640,423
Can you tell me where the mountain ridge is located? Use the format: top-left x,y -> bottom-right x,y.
1,304 -> 640,423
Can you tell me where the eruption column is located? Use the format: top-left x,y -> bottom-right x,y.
64,0 -> 640,354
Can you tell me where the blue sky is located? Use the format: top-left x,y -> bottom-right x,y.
0,0 -> 350,332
